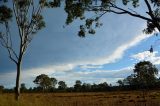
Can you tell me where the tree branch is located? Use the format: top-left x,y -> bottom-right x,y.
7,47 -> 18,64
12,1 -> 23,41
1,22 -> 19,60
85,2 -> 153,22
144,0 -> 154,18
109,3 -> 153,22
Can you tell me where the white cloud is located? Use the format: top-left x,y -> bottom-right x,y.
23,64 -> 76,77
131,51 -> 160,64
0,64 -> 76,88
0,65 -> 133,87
52,66 -> 133,86
79,65 -> 103,69
76,33 -> 152,66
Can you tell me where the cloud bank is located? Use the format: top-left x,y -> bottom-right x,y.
0,33 -> 150,88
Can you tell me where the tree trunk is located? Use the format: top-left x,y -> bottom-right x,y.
15,62 -> 21,100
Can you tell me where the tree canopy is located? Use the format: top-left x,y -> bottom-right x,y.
134,61 -> 158,86
119,61 -> 158,88
33,74 -> 57,90
58,81 -> 67,90
64,0 -> 160,37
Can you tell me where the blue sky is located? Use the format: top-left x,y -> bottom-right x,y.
1,2 -> 160,88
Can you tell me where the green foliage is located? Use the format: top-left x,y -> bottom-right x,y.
33,74 -> 57,90
65,0 -> 86,25
64,0 -> 107,37
122,0 -> 139,7
143,21 -> 156,34
121,61 -> 158,89
81,83 -> 91,91
97,82 -> 109,91
0,5 -> 12,23
20,83 -> 27,92
117,80 -> 124,86
58,81 -> 67,90
74,80 -> 82,91
151,0 -> 160,6
0,85 -> 4,93
134,61 -> 158,86
64,0 -> 160,36
50,77 -> 57,88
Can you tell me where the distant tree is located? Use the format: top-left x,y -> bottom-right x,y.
74,80 -> 82,92
58,81 -> 67,90
91,83 -> 99,91
81,83 -> 91,92
98,82 -> 109,91
123,74 -> 139,86
109,84 -> 112,87
33,74 -> 57,91
20,83 -> 27,92
0,0 -> 61,100
117,80 -> 124,87
155,77 -> 160,88
0,85 -> 4,93
134,61 -> 158,88
28,87 -> 33,92
64,0 -> 160,37
50,77 -> 57,89
120,61 -> 158,89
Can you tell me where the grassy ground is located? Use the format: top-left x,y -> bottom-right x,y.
0,91 -> 160,106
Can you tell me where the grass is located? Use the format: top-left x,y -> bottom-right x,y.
1,91 -> 160,106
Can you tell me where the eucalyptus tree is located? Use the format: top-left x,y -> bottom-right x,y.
51,77 -> 57,88
64,0 -> 160,37
74,80 -> 82,91
117,80 -> 124,87
33,74 -> 57,90
0,0 -> 61,100
58,81 -> 67,90
134,61 -> 158,87
20,83 -> 27,92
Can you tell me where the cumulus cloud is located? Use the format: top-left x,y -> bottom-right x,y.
131,51 -> 160,64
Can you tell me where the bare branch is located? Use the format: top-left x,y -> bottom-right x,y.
84,2 -> 153,22
108,10 -> 128,14
3,22 -> 19,59
109,3 -> 153,22
0,37 -> 18,64
128,8 -> 138,14
12,1 -> 23,40
8,50 -> 18,64
144,0 -> 154,17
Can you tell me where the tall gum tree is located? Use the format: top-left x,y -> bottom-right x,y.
0,0 -> 61,100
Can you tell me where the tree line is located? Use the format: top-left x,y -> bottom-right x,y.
1,61 -> 160,93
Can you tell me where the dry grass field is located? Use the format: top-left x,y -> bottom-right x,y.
1,91 -> 160,106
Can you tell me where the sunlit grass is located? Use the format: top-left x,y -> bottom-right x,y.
0,91 -> 160,106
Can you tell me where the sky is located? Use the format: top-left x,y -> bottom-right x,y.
1,1 -> 160,88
